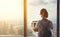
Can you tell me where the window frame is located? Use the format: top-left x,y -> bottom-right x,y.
24,0 -> 27,37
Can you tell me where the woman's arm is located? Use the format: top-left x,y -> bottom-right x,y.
49,21 -> 53,29
32,27 -> 38,32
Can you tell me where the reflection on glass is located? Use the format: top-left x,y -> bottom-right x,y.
27,0 -> 57,37
0,0 -> 24,37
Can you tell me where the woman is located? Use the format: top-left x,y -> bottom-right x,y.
32,8 -> 53,37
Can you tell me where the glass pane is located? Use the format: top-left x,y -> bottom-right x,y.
0,0 -> 24,37
27,0 -> 57,37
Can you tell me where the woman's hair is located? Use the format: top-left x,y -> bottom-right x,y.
40,8 -> 48,18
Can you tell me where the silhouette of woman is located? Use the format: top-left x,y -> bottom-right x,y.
32,8 -> 53,37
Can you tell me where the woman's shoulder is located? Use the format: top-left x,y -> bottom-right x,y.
37,20 -> 43,24
47,20 -> 52,23
38,20 -> 42,22
38,19 -> 52,23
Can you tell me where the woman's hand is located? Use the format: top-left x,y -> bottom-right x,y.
32,27 -> 38,32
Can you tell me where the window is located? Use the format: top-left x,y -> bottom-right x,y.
27,0 -> 57,37
0,0 -> 24,37
0,0 -> 57,37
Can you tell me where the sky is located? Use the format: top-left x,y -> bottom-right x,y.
0,0 -> 23,21
0,0 -> 57,27
0,0 -> 57,23
27,0 -> 57,25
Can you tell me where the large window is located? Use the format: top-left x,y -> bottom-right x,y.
27,0 -> 57,37
0,0 -> 57,37
0,0 -> 24,37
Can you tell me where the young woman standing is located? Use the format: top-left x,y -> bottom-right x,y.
32,8 -> 53,37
